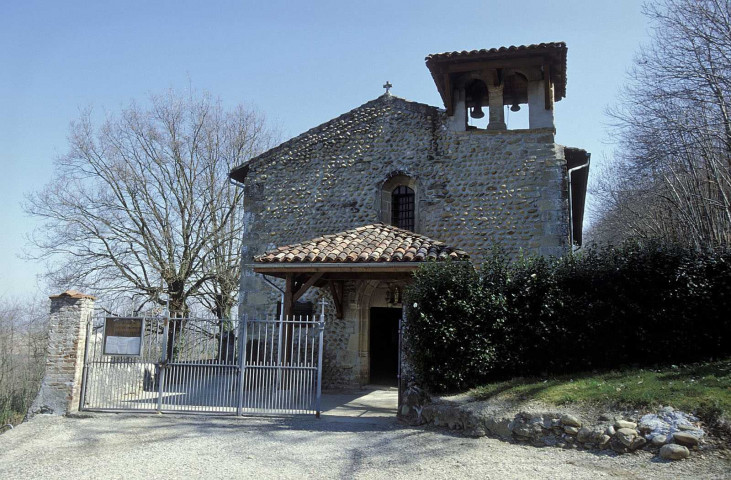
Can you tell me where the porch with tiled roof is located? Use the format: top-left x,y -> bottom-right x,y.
252,223 -> 469,319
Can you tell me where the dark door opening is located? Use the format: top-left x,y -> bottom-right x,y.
369,307 -> 401,386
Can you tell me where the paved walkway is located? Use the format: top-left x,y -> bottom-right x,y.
320,387 -> 398,420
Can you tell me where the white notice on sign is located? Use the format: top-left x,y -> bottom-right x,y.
105,335 -> 142,355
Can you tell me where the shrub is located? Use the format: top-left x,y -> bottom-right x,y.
404,241 -> 731,394
404,261 -> 493,392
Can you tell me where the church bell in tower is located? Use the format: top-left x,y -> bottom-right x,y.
466,79 -> 488,119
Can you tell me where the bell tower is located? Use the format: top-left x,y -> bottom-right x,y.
425,42 -> 567,131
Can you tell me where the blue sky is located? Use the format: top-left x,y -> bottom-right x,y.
0,0 -> 649,298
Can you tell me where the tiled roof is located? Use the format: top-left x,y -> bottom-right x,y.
425,42 -> 568,102
254,223 -> 469,264
425,42 -> 566,62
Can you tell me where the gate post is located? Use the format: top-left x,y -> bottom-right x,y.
236,315 -> 248,415
157,314 -> 170,412
29,290 -> 96,416
315,299 -> 326,418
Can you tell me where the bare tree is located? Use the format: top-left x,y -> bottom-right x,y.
593,0 -> 731,248
0,296 -> 47,427
25,91 -> 276,316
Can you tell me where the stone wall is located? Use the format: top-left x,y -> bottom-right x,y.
238,93 -> 572,387
29,291 -> 95,416
280,282 -> 368,389
410,398 -> 704,461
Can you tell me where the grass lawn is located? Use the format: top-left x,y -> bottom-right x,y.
470,358 -> 731,421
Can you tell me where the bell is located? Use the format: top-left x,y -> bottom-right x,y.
470,105 -> 485,119
510,103 -> 521,112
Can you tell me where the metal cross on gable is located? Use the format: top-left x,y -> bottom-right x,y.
383,81 -> 392,94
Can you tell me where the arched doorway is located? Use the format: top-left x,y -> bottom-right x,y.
356,281 -> 402,386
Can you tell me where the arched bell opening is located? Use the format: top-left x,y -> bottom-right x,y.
426,43 -> 563,132
465,79 -> 489,129
503,72 -> 530,129
465,79 -> 488,120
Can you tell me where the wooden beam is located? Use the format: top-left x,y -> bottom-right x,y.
283,274 -> 294,319
329,280 -> 344,319
321,273 -> 414,281
292,272 -> 323,303
445,57 -> 547,73
254,264 -> 422,274
443,73 -> 453,115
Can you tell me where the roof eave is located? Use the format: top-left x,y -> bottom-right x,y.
229,164 -> 250,183
250,261 -> 470,274
565,147 -> 591,247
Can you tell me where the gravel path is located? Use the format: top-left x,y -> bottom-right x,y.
0,414 -> 728,479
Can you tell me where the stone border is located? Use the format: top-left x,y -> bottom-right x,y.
404,398 -> 705,461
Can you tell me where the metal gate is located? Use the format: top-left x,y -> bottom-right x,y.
80,310 -> 325,416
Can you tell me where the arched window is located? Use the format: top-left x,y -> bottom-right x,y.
391,185 -> 415,231
380,173 -> 418,232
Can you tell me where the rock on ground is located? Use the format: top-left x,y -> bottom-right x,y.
639,409 -> 702,441
660,444 -> 690,461
561,414 -> 582,427
673,431 -> 702,447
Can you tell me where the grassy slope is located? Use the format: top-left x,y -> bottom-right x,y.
470,359 -> 731,421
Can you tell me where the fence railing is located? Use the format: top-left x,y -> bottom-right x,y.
80,310 -> 324,416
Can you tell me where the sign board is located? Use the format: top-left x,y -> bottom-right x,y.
103,317 -> 144,356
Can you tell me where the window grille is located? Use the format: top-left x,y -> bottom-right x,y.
391,185 -> 415,231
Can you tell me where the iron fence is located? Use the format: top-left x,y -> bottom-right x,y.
81,311 -> 324,416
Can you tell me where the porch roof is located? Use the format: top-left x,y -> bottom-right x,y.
253,223 -> 469,265
252,224 -> 469,318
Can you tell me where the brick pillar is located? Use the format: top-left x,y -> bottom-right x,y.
29,290 -> 95,416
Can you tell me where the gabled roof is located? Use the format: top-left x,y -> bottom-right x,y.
229,94 -> 440,183
254,223 -> 469,264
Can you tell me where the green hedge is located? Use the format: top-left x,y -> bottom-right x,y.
404,242 -> 731,393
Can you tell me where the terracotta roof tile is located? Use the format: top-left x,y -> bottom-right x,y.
254,223 -> 469,264
425,42 -> 566,63
49,290 -> 97,300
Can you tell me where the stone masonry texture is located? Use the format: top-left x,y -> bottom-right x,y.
238,94 -> 572,388
30,292 -> 94,416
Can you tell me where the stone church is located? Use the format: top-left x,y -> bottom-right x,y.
229,42 -> 589,389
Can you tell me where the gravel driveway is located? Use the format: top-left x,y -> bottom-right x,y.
0,414 -> 728,479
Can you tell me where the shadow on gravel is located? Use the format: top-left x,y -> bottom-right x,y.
61,413 -> 483,476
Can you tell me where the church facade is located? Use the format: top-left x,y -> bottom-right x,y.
230,42 -> 589,389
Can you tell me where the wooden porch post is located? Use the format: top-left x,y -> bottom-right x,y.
283,273 -> 294,319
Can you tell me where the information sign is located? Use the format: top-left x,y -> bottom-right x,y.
103,317 -> 144,356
